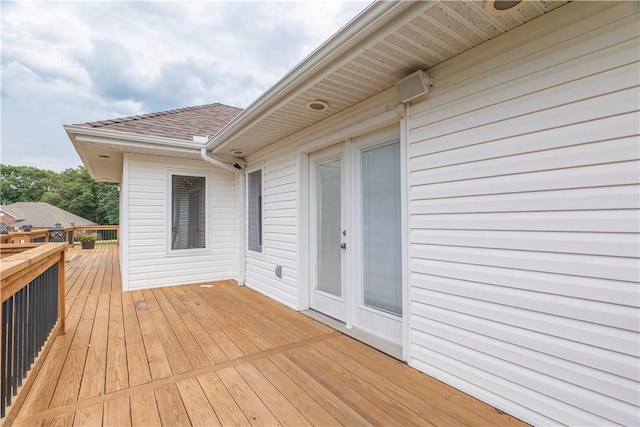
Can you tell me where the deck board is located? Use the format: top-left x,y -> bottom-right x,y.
11,246 -> 529,426
77,292 -> 109,400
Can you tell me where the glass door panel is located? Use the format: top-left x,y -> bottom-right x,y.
316,159 -> 342,297
361,142 -> 402,315
309,144 -> 346,323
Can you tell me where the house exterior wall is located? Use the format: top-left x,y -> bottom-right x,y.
121,153 -> 234,290
241,88 -> 403,310
243,149 -> 300,309
238,2 -> 638,426
405,2 -> 639,426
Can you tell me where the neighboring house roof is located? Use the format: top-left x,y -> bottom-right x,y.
73,103 -> 242,142
0,207 -> 18,219
0,202 -> 97,228
0,207 -> 19,226
65,103 -> 242,182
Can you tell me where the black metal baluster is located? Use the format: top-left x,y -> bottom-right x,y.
16,287 -> 24,386
1,298 -> 10,418
52,264 -> 59,326
48,268 -> 53,331
27,279 -> 34,374
5,296 -> 14,412
11,288 -> 20,399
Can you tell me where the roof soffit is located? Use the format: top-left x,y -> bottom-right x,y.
65,125 -> 205,183
208,0 -> 568,158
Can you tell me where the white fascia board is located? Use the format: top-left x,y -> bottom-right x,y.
205,1 -> 435,153
66,127 -> 102,181
64,125 -> 204,153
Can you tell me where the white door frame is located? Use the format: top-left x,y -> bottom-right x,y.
308,143 -> 348,322
348,131 -> 403,346
298,123 -> 409,359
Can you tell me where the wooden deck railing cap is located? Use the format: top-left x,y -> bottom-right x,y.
1,242 -> 67,285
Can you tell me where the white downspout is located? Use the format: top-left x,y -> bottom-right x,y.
199,147 -> 239,173
199,147 -> 247,286
237,173 -> 246,286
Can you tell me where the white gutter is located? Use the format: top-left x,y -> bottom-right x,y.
204,0 -> 432,153
199,148 -> 239,173
64,124 -> 204,150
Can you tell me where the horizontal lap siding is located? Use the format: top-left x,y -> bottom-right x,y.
245,151 -> 298,308
125,154 -> 234,289
406,3 -> 639,426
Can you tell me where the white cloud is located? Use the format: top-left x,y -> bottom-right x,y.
1,0 -> 370,171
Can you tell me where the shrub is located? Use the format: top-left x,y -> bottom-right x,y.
75,232 -> 97,242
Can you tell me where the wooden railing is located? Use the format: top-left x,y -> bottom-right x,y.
0,230 -> 48,245
71,225 -> 119,246
0,243 -> 66,426
0,226 -> 119,248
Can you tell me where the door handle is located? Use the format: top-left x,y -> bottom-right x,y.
340,243 -> 346,249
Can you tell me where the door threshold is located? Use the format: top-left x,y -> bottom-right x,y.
301,309 -> 403,360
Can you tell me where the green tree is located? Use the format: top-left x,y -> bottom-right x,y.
0,164 -> 57,204
51,167 -> 97,222
95,182 -> 120,225
1,164 -> 119,225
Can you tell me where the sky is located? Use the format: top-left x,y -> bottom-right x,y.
1,0 -> 370,172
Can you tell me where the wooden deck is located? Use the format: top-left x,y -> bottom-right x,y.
11,246 -> 527,426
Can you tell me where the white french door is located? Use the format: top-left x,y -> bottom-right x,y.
350,136 -> 403,345
309,127 -> 403,347
309,143 -> 346,322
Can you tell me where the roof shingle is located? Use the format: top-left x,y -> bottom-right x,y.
73,103 -> 242,141
0,202 -> 97,228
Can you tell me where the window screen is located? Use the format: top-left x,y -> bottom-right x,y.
248,169 -> 263,252
171,175 -> 205,250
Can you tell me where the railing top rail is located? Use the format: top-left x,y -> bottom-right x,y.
1,242 -> 66,299
1,243 -> 44,252
73,225 -> 119,230
1,230 -> 49,237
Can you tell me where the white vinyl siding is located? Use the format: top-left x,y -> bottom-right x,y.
239,90 -> 403,311
122,154 -> 234,290
244,150 -> 299,308
406,2 -> 639,426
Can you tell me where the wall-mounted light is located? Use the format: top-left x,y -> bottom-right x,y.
483,0 -> 525,15
395,70 -> 433,103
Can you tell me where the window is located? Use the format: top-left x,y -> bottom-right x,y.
247,169 -> 262,252
171,175 -> 206,250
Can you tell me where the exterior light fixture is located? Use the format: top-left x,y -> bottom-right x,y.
305,100 -> 329,111
231,149 -> 246,156
483,0 -> 525,15
395,70 -> 433,103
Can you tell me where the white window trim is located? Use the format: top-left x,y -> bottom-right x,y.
166,169 -> 212,256
246,163 -> 265,258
